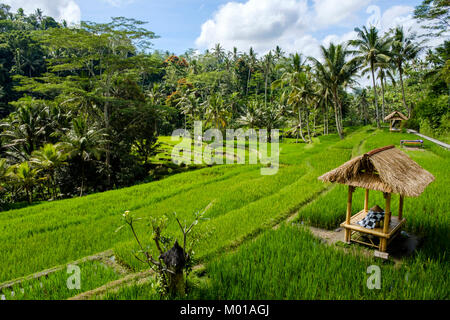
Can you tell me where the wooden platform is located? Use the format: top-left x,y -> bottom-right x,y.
340,209 -> 406,239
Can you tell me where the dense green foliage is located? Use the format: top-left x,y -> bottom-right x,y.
0,129 -> 448,300
0,2 -> 448,301
0,2 -> 448,208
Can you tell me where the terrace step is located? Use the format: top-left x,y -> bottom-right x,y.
0,250 -> 114,292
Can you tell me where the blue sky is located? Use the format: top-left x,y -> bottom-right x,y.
4,0 -> 429,57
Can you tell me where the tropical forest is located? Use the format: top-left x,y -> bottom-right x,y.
0,0 -> 448,306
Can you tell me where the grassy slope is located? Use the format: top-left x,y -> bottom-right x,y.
0,127 -> 360,282
0,127 -> 448,300
189,130 -> 449,300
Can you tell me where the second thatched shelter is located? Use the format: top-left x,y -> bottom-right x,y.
318,145 -> 434,255
384,111 -> 408,131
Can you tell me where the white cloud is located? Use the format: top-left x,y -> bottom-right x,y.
196,0 -> 310,54
313,0 -> 372,27
195,0 -> 375,56
367,5 -> 449,49
3,0 -> 81,25
196,0 -> 447,60
100,0 -> 135,7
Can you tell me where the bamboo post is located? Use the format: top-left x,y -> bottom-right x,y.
399,195 -> 404,220
345,186 -> 355,243
383,193 -> 391,234
364,189 -> 369,212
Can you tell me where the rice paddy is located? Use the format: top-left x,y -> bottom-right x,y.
0,127 -> 448,300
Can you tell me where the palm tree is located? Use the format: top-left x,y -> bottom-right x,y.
272,53 -> 309,143
258,103 -> 283,143
8,161 -> 40,204
0,104 -> 49,161
176,90 -> 198,132
316,84 -> 332,135
353,88 -> 370,125
376,61 -> 396,120
204,93 -> 229,131
350,26 -> 391,128
246,47 -> 257,96
30,143 -> 68,199
390,26 -> 421,117
213,43 -> 225,68
287,72 -> 317,143
310,43 -> 360,139
261,51 -> 274,107
62,116 -> 108,197
238,101 -> 260,129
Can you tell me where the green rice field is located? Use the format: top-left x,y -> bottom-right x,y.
0,127 -> 448,300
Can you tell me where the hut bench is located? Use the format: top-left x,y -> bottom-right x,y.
401,140 -> 423,148
340,208 -> 406,251
318,145 -> 434,255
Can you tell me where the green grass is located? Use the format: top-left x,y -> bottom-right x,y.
0,126 -> 448,300
190,225 -> 448,300
1,260 -> 121,300
0,127 -> 365,282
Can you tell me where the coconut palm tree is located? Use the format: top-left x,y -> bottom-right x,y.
349,26 -> 391,128
261,51 -> 274,107
176,89 -> 198,132
287,72 -> 317,143
353,88 -> 370,125
30,143 -> 68,199
8,161 -> 40,204
310,43 -> 360,139
272,53 -> 309,143
238,101 -> 260,129
0,104 -> 49,161
62,116 -> 108,197
376,61 -> 396,120
258,103 -> 283,143
204,93 -> 229,130
390,26 -> 421,117
246,47 -> 257,96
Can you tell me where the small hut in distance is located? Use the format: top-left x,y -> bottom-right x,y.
384,111 -> 408,131
318,145 -> 434,256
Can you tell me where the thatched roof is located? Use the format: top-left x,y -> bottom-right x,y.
318,145 -> 435,197
384,111 -> 408,121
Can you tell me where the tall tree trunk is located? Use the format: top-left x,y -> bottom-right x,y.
332,88 -> 344,139
305,109 -> 312,143
298,106 -> 307,143
246,67 -> 251,96
371,64 -> 380,128
399,68 -> 410,117
380,75 -> 386,121
104,91 -> 111,189
264,72 -> 268,107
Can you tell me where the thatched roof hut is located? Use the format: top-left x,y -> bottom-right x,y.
318,145 -> 434,197
318,145 -> 435,254
384,111 -> 408,131
384,111 -> 408,122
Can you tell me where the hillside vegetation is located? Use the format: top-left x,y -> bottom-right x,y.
0,128 -> 448,300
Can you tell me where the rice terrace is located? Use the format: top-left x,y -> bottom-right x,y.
0,0 -> 448,311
